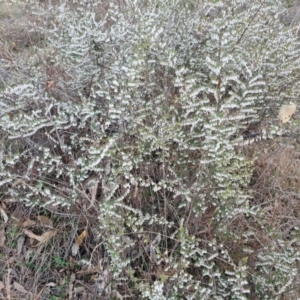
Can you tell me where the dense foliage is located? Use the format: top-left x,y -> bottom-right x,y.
1,0 -> 300,298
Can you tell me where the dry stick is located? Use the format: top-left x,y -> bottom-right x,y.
5,268 -> 11,300
291,6 -> 300,27
68,273 -> 76,300
33,286 -> 45,300
64,222 -> 78,260
234,0 -> 268,48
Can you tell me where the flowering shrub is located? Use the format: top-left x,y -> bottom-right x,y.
1,0 -> 300,298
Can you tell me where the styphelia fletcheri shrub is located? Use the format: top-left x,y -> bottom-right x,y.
1,0 -> 300,298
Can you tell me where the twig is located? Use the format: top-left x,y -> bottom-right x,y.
33,286 -> 45,300
234,0 -> 267,48
5,269 -> 11,300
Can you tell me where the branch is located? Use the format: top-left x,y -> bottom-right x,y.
234,0 -> 267,48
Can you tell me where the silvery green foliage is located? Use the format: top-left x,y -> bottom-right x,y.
1,0 -> 300,298
253,238 -> 300,300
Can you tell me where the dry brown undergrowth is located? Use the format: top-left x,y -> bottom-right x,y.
0,200 -> 106,299
253,142 -> 300,238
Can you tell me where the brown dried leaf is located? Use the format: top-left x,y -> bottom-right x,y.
37,215 -> 53,228
34,230 -> 57,247
24,229 -> 57,246
0,228 -> 6,247
59,277 -> 65,285
46,80 -> 56,90
278,102 -> 297,125
75,230 -> 87,246
22,218 -> 36,228
90,274 -> 98,280
13,281 -> 28,294
24,229 -> 44,242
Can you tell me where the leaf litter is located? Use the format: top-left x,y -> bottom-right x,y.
23,229 -> 57,247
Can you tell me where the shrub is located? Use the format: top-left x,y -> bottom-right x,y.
1,0 -> 300,298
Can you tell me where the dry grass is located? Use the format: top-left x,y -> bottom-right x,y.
252,143 -> 300,238
0,2 -> 22,20
0,1 -> 45,93
0,199 -> 107,299
0,2 -> 41,53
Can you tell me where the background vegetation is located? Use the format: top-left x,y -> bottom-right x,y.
1,0 -> 300,299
